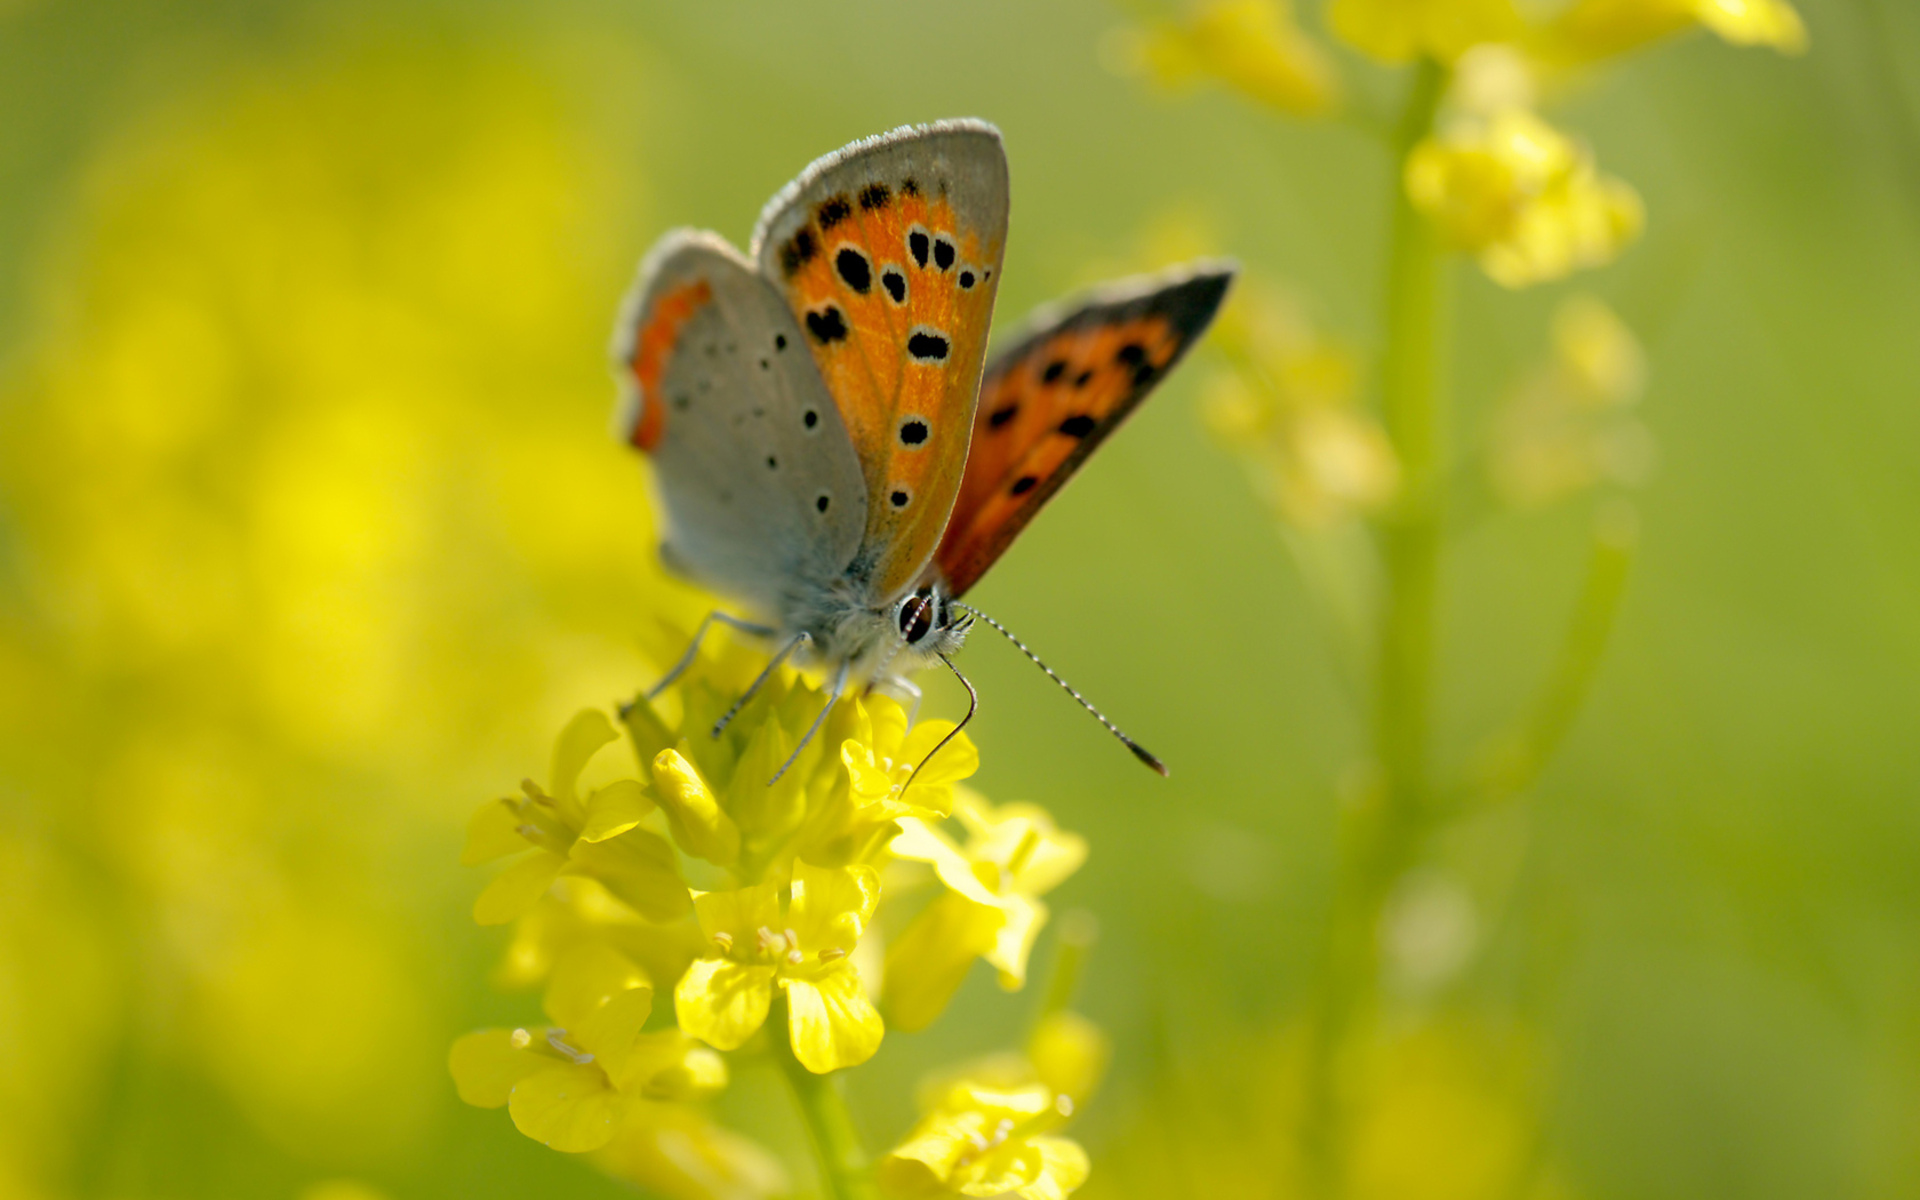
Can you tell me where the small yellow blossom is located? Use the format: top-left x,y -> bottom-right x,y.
880,1080 -> 1090,1200
1405,107 -> 1644,287
1110,0 -> 1340,117
1328,0 -> 1523,64
674,859 -> 885,1073
449,944 -> 725,1152
1202,283 -> 1397,527
464,708 -> 686,925
1538,0 -> 1806,65
1490,294 -> 1653,505
796,694 -> 978,868
885,792 -> 1087,1031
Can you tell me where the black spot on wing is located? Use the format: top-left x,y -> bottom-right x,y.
803,408 -> 819,429
1041,360 -> 1068,384
932,236 -> 956,271
899,418 -> 929,446
987,403 -> 1018,430
907,330 -> 950,362
1073,368 -> 1094,388
908,229 -> 930,269
1116,343 -> 1147,367
1059,414 -> 1097,438
890,488 -> 911,509
781,228 -> 817,277
806,306 -> 849,344
881,268 -> 907,304
859,183 -> 891,211
835,247 -> 872,294
902,177 -> 920,197
1010,475 -> 1038,495
817,196 -> 852,230
775,333 -> 787,351
959,269 -> 976,289
817,493 -> 831,513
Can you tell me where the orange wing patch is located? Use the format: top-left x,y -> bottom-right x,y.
772,180 -> 1003,596
935,267 -> 1236,597
625,278 -> 712,453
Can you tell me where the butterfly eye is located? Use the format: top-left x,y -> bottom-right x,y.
896,592 -> 938,644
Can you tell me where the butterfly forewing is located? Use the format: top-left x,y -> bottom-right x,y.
614,230 -> 869,615
935,263 -> 1235,598
751,121 -> 1010,600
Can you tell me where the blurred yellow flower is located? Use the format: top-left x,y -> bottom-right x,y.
1538,0 -> 1807,64
879,1080 -> 1090,1200
674,859 -> 885,1073
1107,0 -> 1340,116
1202,283 -> 1398,527
1489,294 -> 1653,505
591,1101 -> 789,1200
1405,107 -> 1644,287
885,793 -> 1088,1031
1328,0 -> 1523,64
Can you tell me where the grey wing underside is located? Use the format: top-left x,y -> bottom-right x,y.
612,230 -> 868,618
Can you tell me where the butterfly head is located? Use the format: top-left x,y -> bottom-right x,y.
893,582 -> 970,659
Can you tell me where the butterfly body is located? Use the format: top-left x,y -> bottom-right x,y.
615,120 -> 1231,732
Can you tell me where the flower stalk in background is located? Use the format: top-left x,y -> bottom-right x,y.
452,630 -> 1099,1200
1102,0 -> 1806,1196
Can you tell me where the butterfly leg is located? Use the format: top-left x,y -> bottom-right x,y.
647,610 -> 778,700
769,656 -> 851,786
711,631 -> 811,739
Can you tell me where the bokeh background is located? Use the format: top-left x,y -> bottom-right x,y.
3,0 -> 1918,1197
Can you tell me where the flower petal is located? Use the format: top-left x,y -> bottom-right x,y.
543,942 -> 652,1040
508,1061 -> 623,1152
1019,1137 -> 1091,1200
568,829 -> 691,922
893,818 -> 999,907
550,708 -> 618,812
790,859 -> 880,952
591,1100 -> 789,1199
473,849 -> 566,925
578,779 -> 653,844
784,967 -> 884,1073
883,891 -> 1003,1032
447,1028 -> 544,1108
691,879 -> 782,943
987,895 -> 1044,989
674,957 -> 775,1051
653,747 -> 741,865
462,798 -> 529,865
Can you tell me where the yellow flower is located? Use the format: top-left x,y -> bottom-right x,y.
1489,294 -> 1653,505
796,694 -> 978,868
1538,0 -> 1806,65
1201,282 -> 1397,528
1111,0 -> 1340,117
493,874 -> 707,996
674,859 -> 885,1073
590,1100 -> 789,1200
464,708 -> 687,925
449,944 -> 725,1152
884,793 -> 1087,1031
879,1080 -> 1090,1200
1405,107 -> 1644,287
1328,0 -> 1523,64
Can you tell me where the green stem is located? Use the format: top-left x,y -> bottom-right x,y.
1302,56 -> 1451,1200
773,996 -> 880,1200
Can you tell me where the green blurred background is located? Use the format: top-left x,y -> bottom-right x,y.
2,0 -> 1917,1197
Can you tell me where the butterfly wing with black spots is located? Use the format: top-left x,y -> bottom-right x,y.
751,120 -> 1010,601
934,262 -> 1236,598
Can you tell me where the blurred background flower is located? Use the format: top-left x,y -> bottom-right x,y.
3,1 -> 1919,1198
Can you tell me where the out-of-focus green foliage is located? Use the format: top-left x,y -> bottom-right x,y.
1,1 -> 1916,1198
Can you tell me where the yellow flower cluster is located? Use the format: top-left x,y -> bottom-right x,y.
1202,281 -> 1399,528
1406,106 -> 1644,288
451,631 -> 1101,1197
1108,0 -> 1340,116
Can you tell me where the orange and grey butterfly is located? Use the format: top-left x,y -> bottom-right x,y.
750,120 -> 1009,600
935,263 -> 1236,598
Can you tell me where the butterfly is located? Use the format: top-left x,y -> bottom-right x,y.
613,119 -> 1233,777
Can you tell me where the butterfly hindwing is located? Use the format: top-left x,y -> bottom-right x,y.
614,230 -> 869,615
751,120 -> 1010,599
934,262 -> 1236,598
